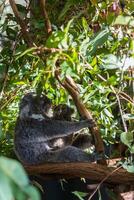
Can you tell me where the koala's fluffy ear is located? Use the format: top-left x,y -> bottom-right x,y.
19,93 -> 34,119
19,92 -> 35,107
19,93 -> 53,119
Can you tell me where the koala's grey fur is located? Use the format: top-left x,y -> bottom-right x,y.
14,93 -> 96,165
52,104 -> 92,150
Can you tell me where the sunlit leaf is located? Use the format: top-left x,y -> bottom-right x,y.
0,157 -> 40,200
120,132 -> 133,148
114,15 -> 134,27
72,191 -> 88,200
123,114 -> 134,120
122,163 -> 134,173
0,172 -> 14,200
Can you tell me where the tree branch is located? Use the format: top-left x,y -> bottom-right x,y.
9,0 -> 33,47
39,0 -> 52,34
25,160 -> 134,184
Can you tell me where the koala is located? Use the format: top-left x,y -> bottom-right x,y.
53,104 -> 74,121
52,104 -> 92,150
51,104 -> 74,149
14,93 -> 96,165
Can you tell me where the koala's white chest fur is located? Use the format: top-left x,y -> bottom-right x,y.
52,138 -> 65,148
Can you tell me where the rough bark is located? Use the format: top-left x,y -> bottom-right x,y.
25,160 -> 134,184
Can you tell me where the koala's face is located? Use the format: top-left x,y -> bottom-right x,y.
19,93 -> 52,118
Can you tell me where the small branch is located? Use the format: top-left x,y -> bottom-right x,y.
111,86 -> 128,133
88,166 -> 122,200
39,0 -> 52,34
119,93 -> 134,105
0,87 -> 22,110
0,32 -> 21,98
9,0 -> 33,47
33,46 -> 62,55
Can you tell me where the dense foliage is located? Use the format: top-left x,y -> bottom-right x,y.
0,156 -> 40,200
0,0 -> 134,198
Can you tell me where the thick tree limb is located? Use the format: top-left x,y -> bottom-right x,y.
25,161 -> 134,184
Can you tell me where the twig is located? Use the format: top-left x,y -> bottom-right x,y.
33,46 -> 62,55
39,0 -> 52,34
111,86 -> 128,133
0,87 -> 22,110
0,32 -> 21,98
88,166 -> 122,200
9,0 -> 33,47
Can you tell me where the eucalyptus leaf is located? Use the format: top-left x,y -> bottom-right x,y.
122,163 -> 134,173
101,54 -> 122,69
0,172 -> 14,200
130,145 -> 134,154
72,191 -> 88,200
123,114 -> 134,120
46,31 -> 65,48
101,55 -> 134,70
23,185 -> 40,200
0,157 -> 40,200
15,47 -> 36,60
114,15 -> 134,27
88,28 -> 109,55
0,157 -> 29,187
120,132 -> 133,148
58,0 -> 82,20
103,108 -> 113,118
0,121 -> 2,138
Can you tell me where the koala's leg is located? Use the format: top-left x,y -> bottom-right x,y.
37,146 -> 96,163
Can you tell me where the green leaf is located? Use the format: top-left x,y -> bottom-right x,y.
15,47 -> 36,60
0,120 -> 2,138
0,157 -> 29,187
79,37 -> 90,56
114,15 -> 134,27
82,17 -> 88,34
90,28 -> 109,54
0,157 -> 40,200
123,114 -> 134,120
82,28 -> 110,56
122,163 -> 134,173
46,31 -> 65,48
63,19 -> 74,48
23,185 -> 40,200
120,132 -> 133,148
130,145 -> 134,153
58,0 -> 82,20
103,108 -> 113,118
107,76 -> 117,85
101,54 -> 122,69
46,53 -> 59,75
13,81 -> 26,85
0,172 -> 14,200
72,191 -> 88,200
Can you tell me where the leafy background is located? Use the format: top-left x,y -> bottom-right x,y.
0,0 -> 134,199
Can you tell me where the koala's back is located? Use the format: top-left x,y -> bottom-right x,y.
14,117 -> 49,164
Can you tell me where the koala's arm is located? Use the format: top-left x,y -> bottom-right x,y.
38,118 -> 94,140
